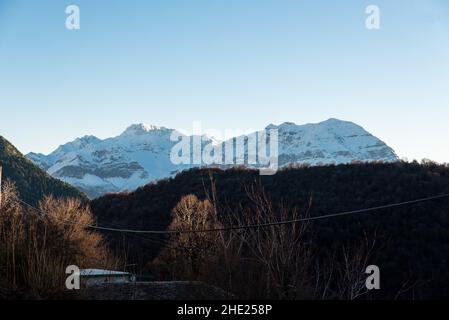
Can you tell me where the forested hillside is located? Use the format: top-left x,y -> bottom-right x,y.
91,162 -> 449,299
0,136 -> 86,205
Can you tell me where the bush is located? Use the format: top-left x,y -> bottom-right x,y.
0,181 -> 118,299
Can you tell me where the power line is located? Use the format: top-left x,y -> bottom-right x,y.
17,199 -> 47,219
14,192 -> 449,235
86,193 -> 449,234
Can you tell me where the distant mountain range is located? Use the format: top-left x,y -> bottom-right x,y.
27,119 -> 398,198
0,136 -> 86,205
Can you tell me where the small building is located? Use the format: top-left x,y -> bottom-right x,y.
80,269 -> 136,287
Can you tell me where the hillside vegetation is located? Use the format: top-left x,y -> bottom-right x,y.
0,136 -> 86,205
91,162 -> 449,299
0,181 -> 117,299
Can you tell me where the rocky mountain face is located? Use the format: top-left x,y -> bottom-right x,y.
27,119 -> 398,198
270,118 -> 398,166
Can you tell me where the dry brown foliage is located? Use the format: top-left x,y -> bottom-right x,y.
0,180 -> 119,298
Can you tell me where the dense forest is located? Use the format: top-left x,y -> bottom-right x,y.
0,136 -> 86,205
91,162 -> 449,299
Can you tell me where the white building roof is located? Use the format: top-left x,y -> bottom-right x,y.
80,269 -> 131,277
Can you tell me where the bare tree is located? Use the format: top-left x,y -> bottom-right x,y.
0,183 -> 118,298
224,182 -> 314,299
154,194 -> 222,280
315,232 -> 377,300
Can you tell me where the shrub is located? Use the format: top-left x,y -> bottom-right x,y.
0,181 -> 118,299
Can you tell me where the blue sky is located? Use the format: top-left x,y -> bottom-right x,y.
0,0 -> 448,162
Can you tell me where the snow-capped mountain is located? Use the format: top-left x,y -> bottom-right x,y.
268,118 -> 398,166
27,119 -> 398,198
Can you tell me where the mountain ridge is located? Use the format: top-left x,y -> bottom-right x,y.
27,119 -> 398,198
0,135 -> 87,205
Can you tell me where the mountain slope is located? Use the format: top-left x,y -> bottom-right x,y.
270,118 -> 397,165
27,124 -> 201,198
91,162 -> 449,299
27,119 -> 398,198
0,136 -> 87,205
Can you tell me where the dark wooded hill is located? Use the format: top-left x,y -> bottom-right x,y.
91,162 -> 449,299
0,135 -> 87,205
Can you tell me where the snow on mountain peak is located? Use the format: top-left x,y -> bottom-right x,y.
76,135 -> 101,145
266,118 -> 352,130
27,119 -> 399,198
121,123 -> 167,136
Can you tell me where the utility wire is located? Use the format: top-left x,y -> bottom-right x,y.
17,199 -> 47,219
14,192 -> 449,235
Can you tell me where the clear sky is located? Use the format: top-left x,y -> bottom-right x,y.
0,0 -> 448,163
